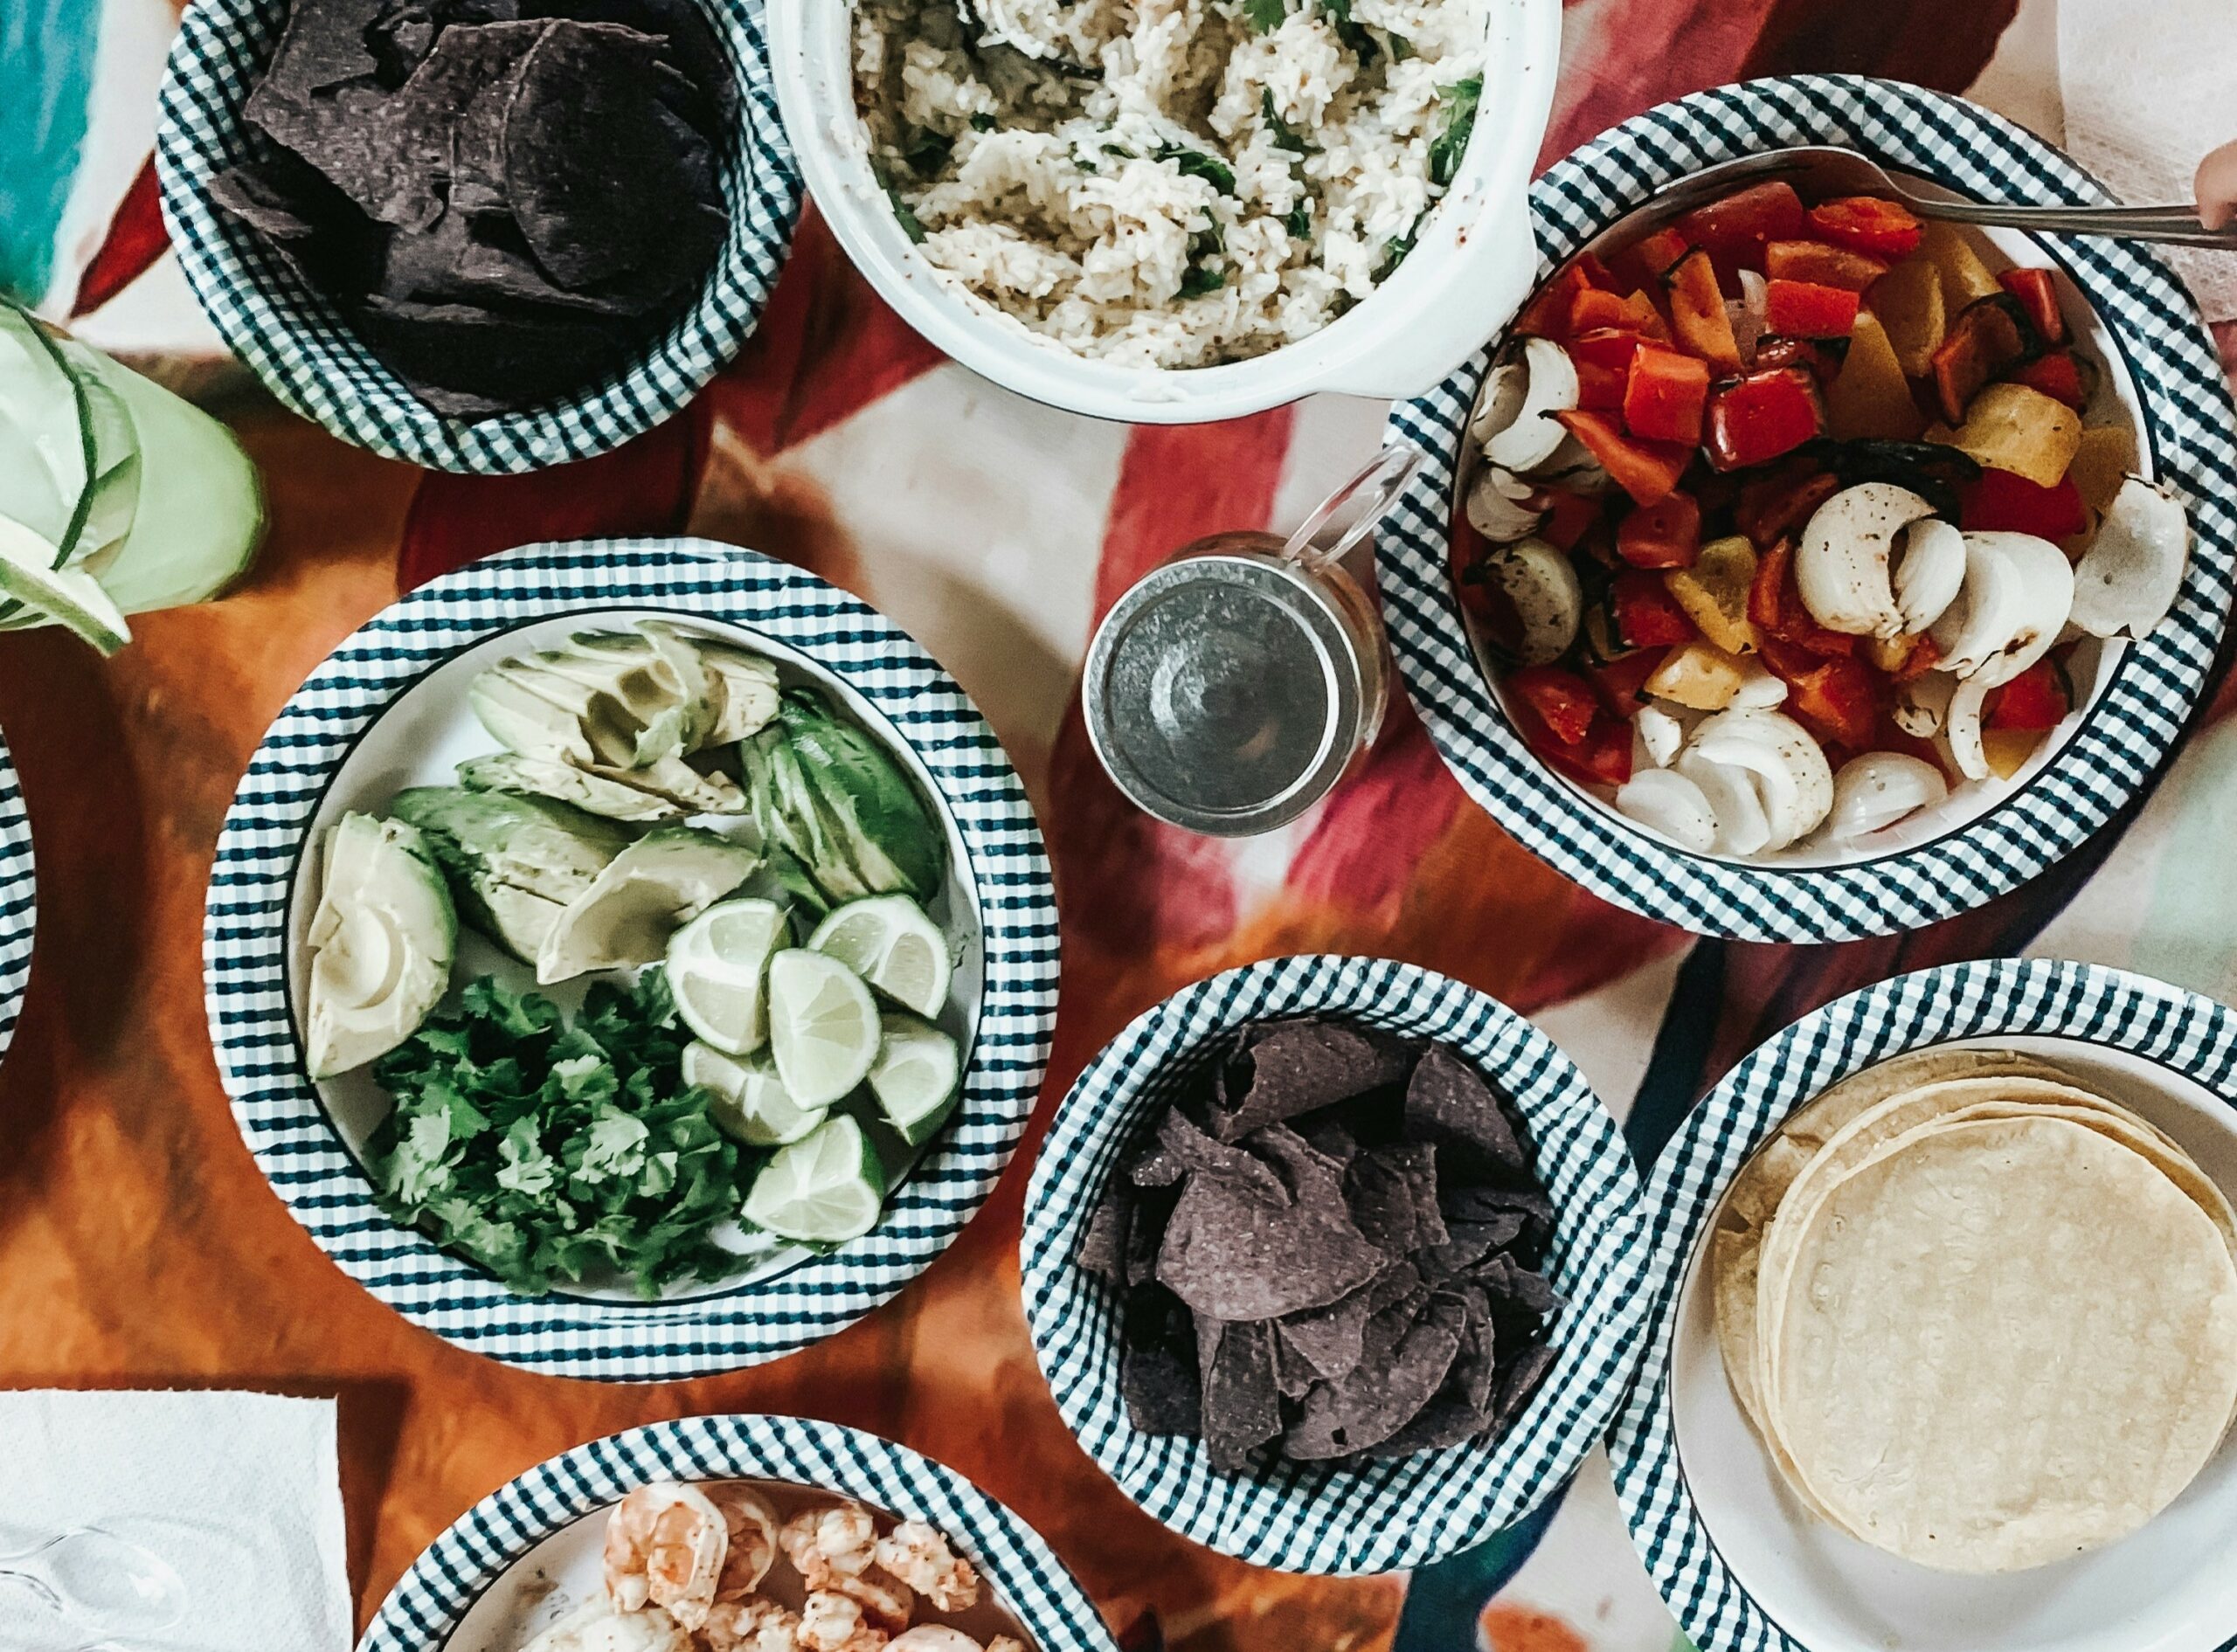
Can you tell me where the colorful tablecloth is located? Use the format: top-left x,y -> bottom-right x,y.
4,2 -> 2235,1649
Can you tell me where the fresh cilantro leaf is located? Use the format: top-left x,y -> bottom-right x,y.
1179,263 -> 1228,298
969,112 -> 996,132
1102,142 -> 1139,159
1375,231 -> 1417,281
1428,74 -> 1483,188
1389,31 -> 1415,59
1243,0 -> 1288,31
1260,88 -> 1316,155
901,126 -> 953,176
1317,0 -> 1377,60
1285,202 -> 1312,238
1155,144 -> 1236,196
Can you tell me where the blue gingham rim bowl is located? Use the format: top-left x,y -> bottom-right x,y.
358,1414 -> 1117,1652
204,538 -> 1059,1379
1019,953 -> 1652,1574
1376,74 -> 2237,944
154,0 -> 803,474
0,731 -> 32,1059
1605,957 -> 2237,1652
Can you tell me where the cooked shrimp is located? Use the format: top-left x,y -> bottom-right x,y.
828,1564 -> 915,1635
798,1589 -> 890,1652
701,1597 -> 803,1652
779,1505 -> 878,1585
712,1487 -> 782,1601
603,1482 -> 728,1631
987,1637 -> 1024,1652
872,1522 -> 981,1613
883,1631 -> 987,1652
521,1598 -> 694,1652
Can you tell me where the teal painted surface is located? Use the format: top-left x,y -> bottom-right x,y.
0,0 -> 100,304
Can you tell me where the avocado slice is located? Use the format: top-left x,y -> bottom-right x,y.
536,825 -> 760,985
305,813 -> 457,1078
456,753 -> 684,823
467,667 -> 599,767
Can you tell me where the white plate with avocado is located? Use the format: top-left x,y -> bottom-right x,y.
203,538 -> 1059,1379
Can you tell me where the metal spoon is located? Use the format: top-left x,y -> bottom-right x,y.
1644,144 -> 2237,249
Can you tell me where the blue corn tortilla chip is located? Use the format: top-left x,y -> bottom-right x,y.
1118,1285 -> 1202,1436
1358,1287 -> 1501,1456
1077,1185 -> 1132,1282
1275,1261 -> 1419,1379
1196,1317 -> 1282,1471
1343,1141 -> 1447,1257
350,294 -> 634,416
1207,1019 -> 1417,1142
1415,1210 -> 1527,1282
1465,1251 -> 1562,1320
1154,1138 -> 1382,1321
1405,1045 -> 1529,1183
1153,1109 -> 1288,1207
1284,1286 -> 1462,1462
1490,1336 -> 1557,1431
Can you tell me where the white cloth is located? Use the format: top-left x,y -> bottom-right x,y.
2059,0 -> 2237,321
0,1390 -> 351,1652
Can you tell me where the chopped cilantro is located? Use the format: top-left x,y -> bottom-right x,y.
1375,231 -> 1416,281
1243,0 -> 1289,31
1428,73 -> 1483,188
1317,0 -> 1378,61
1285,202 -> 1312,238
969,112 -> 996,131
1260,87 -> 1317,155
366,971 -> 758,1299
889,189 -> 928,243
901,126 -> 953,176
1389,31 -> 1415,59
1179,263 -> 1228,297
1155,143 -> 1236,195
1103,142 -> 1139,158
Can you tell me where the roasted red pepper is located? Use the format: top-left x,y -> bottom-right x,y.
1961,467 -> 2088,537
1704,367 -> 1827,472
1737,467 -> 1841,552
1752,336 -> 1849,381
1613,566 -> 1699,647
1931,293 -> 2034,423
1764,238 -> 1891,293
1614,225 -> 1694,289
1569,328 -> 1644,411
1623,343 -> 1712,446
1616,489 -> 1702,569
1539,488 -> 1606,552
1512,695 -> 1633,786
1570,286 -> 1671,341
1764,278 -> 1861,339
1997,266 -> 2067,346
1589,646 -> 1670,717
1984,658 -> 2070,731
1516,259 -> 1607,341
1509,665 -> 1602,746
1750,541 -> 1856,655
2008,349 -> 2087,410
1760,643 -> 1881,747
1663,249 -> 1743,374
1554,410 -> 1693,508
1675,181 -> 1806,275
1804,196 -> 1925,258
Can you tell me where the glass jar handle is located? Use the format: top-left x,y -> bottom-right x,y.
1279,441 -> 1425,574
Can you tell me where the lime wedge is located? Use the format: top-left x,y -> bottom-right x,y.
742,1115 -> 888,1243
668,896 -> 791,1054
682,1040 -> 827,1147
807,895 -> 952,1018
0,511 -> 128,654
867,1012 -> 961,1146
766,948 -> 881,1108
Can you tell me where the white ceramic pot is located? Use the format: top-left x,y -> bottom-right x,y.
765,0 -> 1561,424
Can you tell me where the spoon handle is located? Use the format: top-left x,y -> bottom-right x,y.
1908,197 -> 2237,247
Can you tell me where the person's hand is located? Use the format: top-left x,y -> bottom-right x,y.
2197,141 -> 2237,230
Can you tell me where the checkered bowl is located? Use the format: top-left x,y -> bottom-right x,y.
204,539 -> 1058,1378
0,732 -> 32,1061
1376,75 -> 2237,943
1018,953 -> 1652,1574
359,1414 -> 1116,1652
154,0 -> 802,474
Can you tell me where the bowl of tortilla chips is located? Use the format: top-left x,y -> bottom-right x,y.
1019,952 -> 1652,1574
155,0 -> 804,473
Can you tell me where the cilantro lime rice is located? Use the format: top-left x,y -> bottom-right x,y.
852,0 -> 1490,368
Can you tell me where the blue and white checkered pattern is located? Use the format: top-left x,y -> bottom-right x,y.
0,733 -> 33,1060
153,0 -> 803,474
1606,957 -> 2237,1652
1377,75 -> 2237,943
358,1414 -> 1116,1652
1019,953 -> 1652,1575
203,539 -> 1059,1379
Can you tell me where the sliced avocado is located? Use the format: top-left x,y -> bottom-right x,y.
456,753 -> 684,823
476,881 -> 570,964
305,813 -> 456,1079
583,752 -> 746,816
689,633 -> 780,743
781,696 -> 946,900
467,667 -> 598,766
535,825 -> 760,985
389,786 -> 632,902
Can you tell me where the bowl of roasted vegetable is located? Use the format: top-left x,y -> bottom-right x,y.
1379,77 -> 2237,942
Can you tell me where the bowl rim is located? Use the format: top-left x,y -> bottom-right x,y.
1017,951 -> 1652,1575
356,1414 -> 1118,1652
202,538 -> 1060,1379
1375,73 -> 2237,943
152,0 -> 805,475
765,0 -> 1560,424
1605,956 -> 2237,1652
0,733 -> 31,1064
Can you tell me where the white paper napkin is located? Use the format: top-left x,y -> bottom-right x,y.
0,1390 -> 352,1652
2060,0 -> 2237,321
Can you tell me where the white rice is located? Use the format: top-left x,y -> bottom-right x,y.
852,0 -> 1492,369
